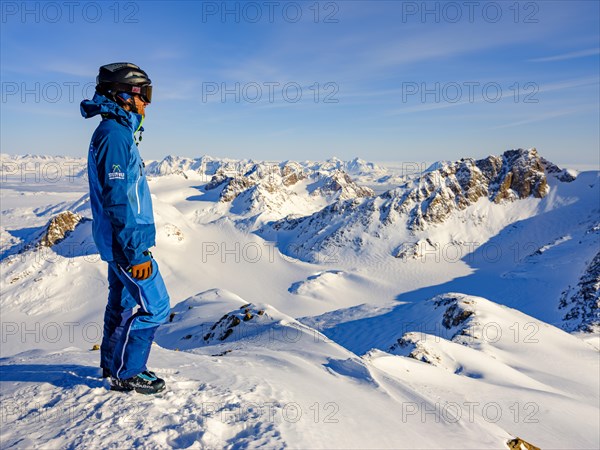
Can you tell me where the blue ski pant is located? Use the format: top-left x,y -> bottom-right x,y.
100,258 -> 170,380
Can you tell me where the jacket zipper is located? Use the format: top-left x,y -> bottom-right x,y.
135,165 -> 142,214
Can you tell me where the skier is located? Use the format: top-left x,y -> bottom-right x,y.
81,62 -> 170,394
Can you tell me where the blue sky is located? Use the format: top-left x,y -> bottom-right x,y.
1,0 -> 599,167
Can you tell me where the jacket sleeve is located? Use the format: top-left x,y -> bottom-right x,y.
94,130 -> 150,266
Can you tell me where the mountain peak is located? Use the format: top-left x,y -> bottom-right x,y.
261,148 -> 571,262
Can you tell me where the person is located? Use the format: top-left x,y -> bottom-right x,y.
81,62 -> 170,395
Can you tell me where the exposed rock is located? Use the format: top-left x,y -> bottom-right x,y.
394,242 -> 419,260
388,294 -> 482,369
488,148 -> 548,203
282,171 -> 305,187
441,303 -> 475,329
389,332 -> 442,365
391,148 -> 548,228
393,239 -> 438,260
559,250 -> 600,332
262,149 -> 556,261
200,160 -> 375,233
202,304 -> 268,343
541,157 -> 577,182
163,223 -> 184,242
404,148 -> 548,228
313,170 -> 375,200
219,176 -> 256,202
506,437 -> 540,450
281,161 -> 304,178
432,294 -> 477,332
38,211 -> 86,248
204,171 -> 230,190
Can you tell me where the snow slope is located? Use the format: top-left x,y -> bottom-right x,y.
2,289 -> 516,449
0,150 -> 598,449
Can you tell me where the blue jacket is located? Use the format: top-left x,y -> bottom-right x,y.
81,93 -> 155,266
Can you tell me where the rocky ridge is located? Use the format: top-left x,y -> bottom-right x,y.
260,148 -> 567,261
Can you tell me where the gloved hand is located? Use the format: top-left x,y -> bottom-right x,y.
130,259 -> 152,280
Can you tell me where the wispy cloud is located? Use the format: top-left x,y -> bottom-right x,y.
537,76 -> 600,92
530,48 -> 600,62
384,76 -> 599,116
1,102 -> 78,119
490,104 -> 597,129
151,48 -> 187,61
41,61 -> 97,78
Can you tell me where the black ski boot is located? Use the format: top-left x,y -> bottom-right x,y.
111,371 -> 165,394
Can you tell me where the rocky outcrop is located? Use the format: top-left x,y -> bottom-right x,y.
485,149 -> 548,202
204,160 -> 371,211
541,157 -> 577,182
262,149 -> 559,261
204,171 -> 230,190
282,171 -> 304,186
398,148 -> 548,229
393,239 -> 438,260
433,293 -> 477,332
201,304 -> 267,344
388,294 -> 480,363
1,210 -> 89,263
439,303 -> 475,330
506,437 -> 540,450
281,162 -> 307,187
218,176 -> 256,202
312,170 -> 374,200
38,211 -> 86,247
559,251 -> 600,332
389,332 -> 443,365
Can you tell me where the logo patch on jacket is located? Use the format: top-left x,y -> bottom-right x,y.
108,164 -> 125,180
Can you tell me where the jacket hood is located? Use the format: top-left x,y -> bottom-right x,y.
80,92 -> 144,133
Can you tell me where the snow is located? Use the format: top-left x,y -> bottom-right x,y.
0,151 -> 598,449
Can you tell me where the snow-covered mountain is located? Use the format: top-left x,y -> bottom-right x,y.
257,148 -> 574,262
0,149 -> 598,449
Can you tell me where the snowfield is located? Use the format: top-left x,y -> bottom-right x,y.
0,150 -> 598,449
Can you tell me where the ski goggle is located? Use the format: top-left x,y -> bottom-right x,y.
100,82 -> 153,103
130,84 -> 153,104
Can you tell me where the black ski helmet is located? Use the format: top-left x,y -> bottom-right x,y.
96,62 -> 152,103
